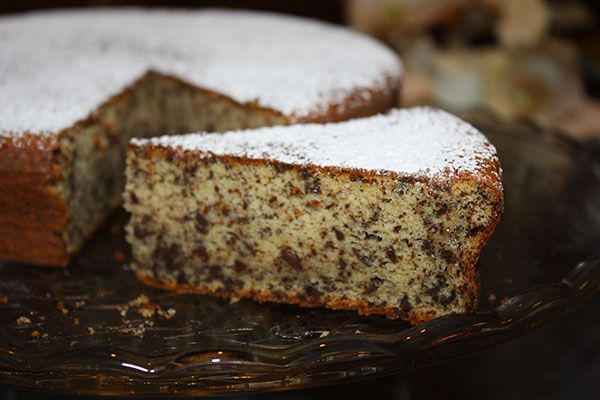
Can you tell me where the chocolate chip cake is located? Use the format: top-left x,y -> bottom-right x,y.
125,107 -> 503,323
0,9 -> 401,266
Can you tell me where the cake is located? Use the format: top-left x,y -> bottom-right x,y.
0,9 -> 401,266
124,107 -> 503,323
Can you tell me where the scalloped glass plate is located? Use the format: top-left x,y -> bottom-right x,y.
1,116 -> 600,397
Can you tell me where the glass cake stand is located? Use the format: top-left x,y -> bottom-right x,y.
1,115 -> 599,397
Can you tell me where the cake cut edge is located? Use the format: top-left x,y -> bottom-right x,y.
124,126 -> 503,323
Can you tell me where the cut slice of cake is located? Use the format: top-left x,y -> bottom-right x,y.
124,107 -> 503,323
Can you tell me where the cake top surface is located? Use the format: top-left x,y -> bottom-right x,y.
137,107 -> 501,181
0,8 -> 400,136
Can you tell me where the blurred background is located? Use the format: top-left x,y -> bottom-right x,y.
1,1 -> 599,399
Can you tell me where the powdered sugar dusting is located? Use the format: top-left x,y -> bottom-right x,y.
137,107 -> 500,179
0,8 -> 401,135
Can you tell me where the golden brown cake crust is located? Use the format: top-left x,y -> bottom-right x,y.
0,134 -> 69,266
137,270 -> 439,324
294,76 -> 401,123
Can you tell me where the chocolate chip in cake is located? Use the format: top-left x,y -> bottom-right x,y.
301,169 -> 321,194
400,295 -> 411,313
154,242 -> 184,271
468,226 -> 481,237
183,163 -> 199,176
441,249 -> 458,264
280,247 -> 302,271
421,239 -> 435,257
365,232 -> 382,241
332,227 -> 345,241
177,271 -> 187,285
436,203 -> 451,216
440,290 -> 457,307
130,192 -> 140,204
193,244 -> 208,261
352,248 -> 373,267
195,213 -> 210,234
385,246 -> 397,263
234,260 -> 247,273
365,276 -> 383,294
301,285 -> 323,304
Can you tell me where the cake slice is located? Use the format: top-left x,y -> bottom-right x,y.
124,107 -> 503,323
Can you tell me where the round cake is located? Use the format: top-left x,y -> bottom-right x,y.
0,8 -> 401,266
